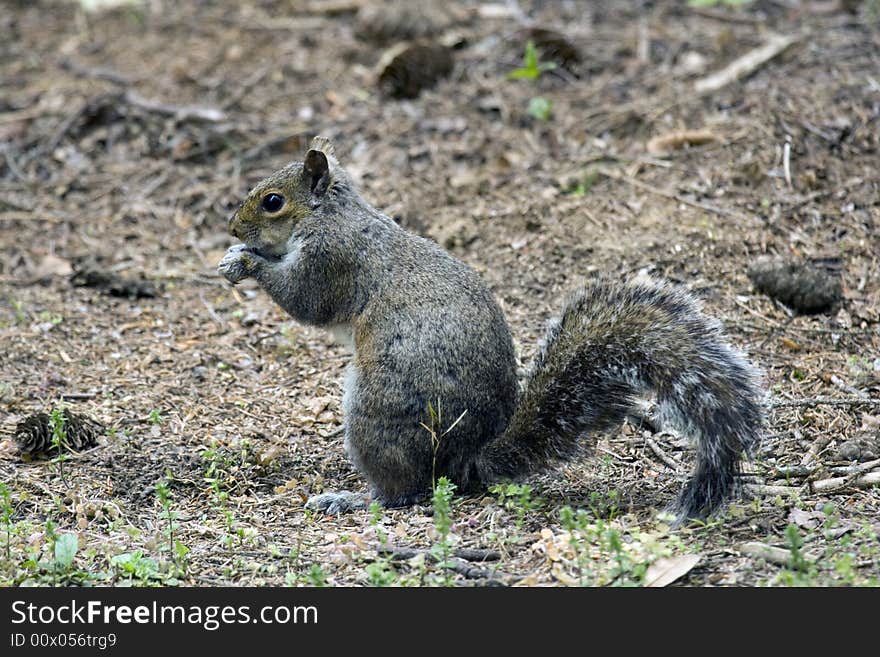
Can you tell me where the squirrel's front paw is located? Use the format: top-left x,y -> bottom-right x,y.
305,491 -> 368,515
218,244 -> 257,284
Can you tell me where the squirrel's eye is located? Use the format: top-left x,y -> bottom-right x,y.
260,193 -> 285,213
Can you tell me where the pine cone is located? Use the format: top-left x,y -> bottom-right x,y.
15,410 -> 103,457
377,42 -> 455,99
747,257 -> 842,315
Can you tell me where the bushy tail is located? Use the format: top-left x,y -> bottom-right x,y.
477,278 -> 764,521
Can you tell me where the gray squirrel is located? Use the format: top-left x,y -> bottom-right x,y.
218,137 -> 764,522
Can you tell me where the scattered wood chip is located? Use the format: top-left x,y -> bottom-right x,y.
646,129 -> 718,155
695,33 -> 802,94
747,256 -> 842,314
377,41 -> 455,99
780,337 -> 800,351
15,410 -> 104,458
644,554 -> 701,587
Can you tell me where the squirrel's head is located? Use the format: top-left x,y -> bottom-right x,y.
228,137 -> 338,258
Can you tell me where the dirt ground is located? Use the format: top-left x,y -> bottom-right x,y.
1,0 -> 879,587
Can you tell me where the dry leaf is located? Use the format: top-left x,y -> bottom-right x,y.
787,507 -> 824,530
306,396 -> 334,417
644,554 -> 701,587
514,574 -> 541,587
257,444 -> 285,467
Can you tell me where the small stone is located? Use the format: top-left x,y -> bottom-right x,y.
836,440 -> 861,461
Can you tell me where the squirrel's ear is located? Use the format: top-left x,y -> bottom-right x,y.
303,149 -> 330,197
309,135 -> 336,157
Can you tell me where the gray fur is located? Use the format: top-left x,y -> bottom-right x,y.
219,138 -> 764,521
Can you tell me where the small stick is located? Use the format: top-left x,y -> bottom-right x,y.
688,6 -> 764,24
379,546 -> 502,563
596,166 -> 748,222
644,436 -> 680,472
812,471 -> 880,493
60,392 -> 97,401
829,374 -> 869,399
124,90 -> 226,123
782,139 -> 792,188
772,465 -> 816,478
637,17 -> 650,64
739,542 -> 797,565
839,459 -> 880,476
772,396 -> 880,409
829,461 -> 880,475
695,33 -> 802,94
58,58 -> 134,86
377,547 -> 508,582
745,484 -> 802,497
801,433 -> 834,467
302,0 -> 364,15
199,293 -> 224,326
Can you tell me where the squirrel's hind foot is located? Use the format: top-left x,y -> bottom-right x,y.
305,490 -> 369,515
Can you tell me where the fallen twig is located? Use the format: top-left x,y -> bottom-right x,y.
745,484 -> 802,497
377,546 -> 508,582
695,33 -> 802,94
646,129 -> 718,155
802,433 -> 834,467
60,392 -> 98,401
302,0 -> 364,14
772,396 -> 880,409
644,436 -> 680,472
596,166 -> 748,221
124,90 -> 226,123
379,546 -> 501,562
688,6 -> 764,24
772,464 -> 816,478
829,374 -> 869,399
739,541 -> 797,565
59,58 -> 134,86
811,461 -> 880,493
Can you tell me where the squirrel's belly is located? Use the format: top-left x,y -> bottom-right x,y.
340,361 -> 362,466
